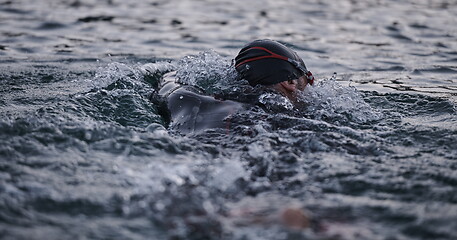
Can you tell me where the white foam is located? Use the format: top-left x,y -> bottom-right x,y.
174,50 -> 238,94
299,74 -> 383,124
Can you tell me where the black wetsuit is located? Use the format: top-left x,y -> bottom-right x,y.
158,72 -> 245,134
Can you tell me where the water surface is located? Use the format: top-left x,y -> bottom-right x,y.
1,0 -> 456,239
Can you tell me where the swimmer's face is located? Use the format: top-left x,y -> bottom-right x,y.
275,75 -> 312,104
289,75 -> 313,106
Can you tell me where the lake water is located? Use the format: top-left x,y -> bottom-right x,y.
1,0 -> 456,239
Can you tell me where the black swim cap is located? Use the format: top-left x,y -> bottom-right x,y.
235,39 -> 312,86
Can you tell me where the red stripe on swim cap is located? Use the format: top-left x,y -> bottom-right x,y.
235,47 -> 289,68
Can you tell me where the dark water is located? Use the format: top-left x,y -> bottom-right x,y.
1,0 -> 457,239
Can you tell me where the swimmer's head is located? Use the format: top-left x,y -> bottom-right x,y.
235,39 -> 314,103
234,39 -> 314,87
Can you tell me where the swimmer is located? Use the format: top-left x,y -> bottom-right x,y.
152,39 -> 314,134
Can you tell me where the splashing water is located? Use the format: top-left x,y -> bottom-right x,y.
90,63 -> 143,90
140,61 -> 177,77
299,73 -> 383,124
259,92 -> 294,112
174,50 -> 239,94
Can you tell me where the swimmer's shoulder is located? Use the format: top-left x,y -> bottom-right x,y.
156,72 -> 250,134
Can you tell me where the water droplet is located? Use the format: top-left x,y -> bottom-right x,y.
84,132 -> 92,140
179,95 -> 183,100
